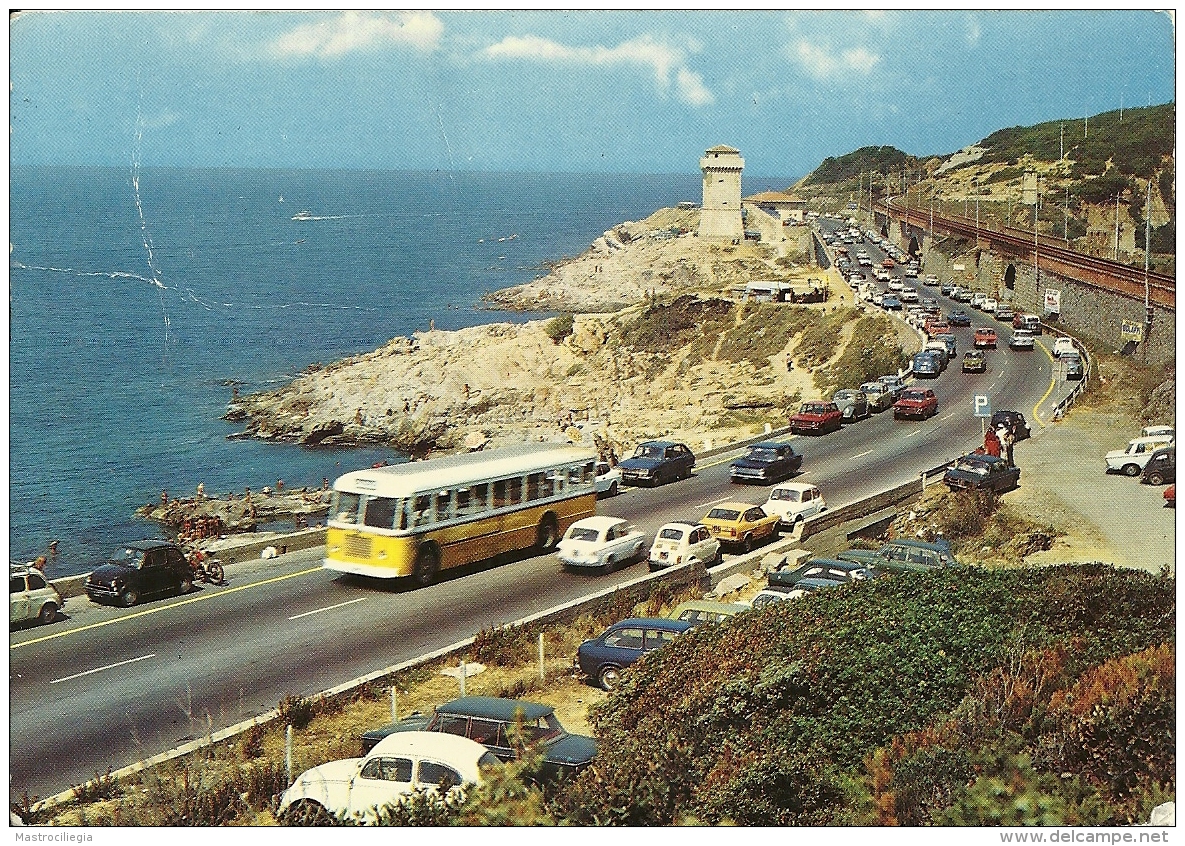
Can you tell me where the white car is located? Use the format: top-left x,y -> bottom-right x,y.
1141,425 -> 1175,440
970,293 -> 987,309
1052,336 -> 1077,357
982,297 -> 998,313
10,567 -> 63,626
887,279 -> 904,293
1008,329 -> 1035,350
277,732 -> 498,824
557,516 -> 645,572
748,588 -> 792,610
594,461 -> 621,497
648,521 -> 720,572
762,482 -> 827,529
1105,435 -> 1176,477
899,287 -> 919,303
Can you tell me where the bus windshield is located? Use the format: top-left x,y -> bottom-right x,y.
331,491 -> 363,524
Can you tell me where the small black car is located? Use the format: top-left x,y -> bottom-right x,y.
990,410 -> 1031,441
619,440 -> 695,486
729,441 -> 801,484
1142,445 -> 1175,486
944,453 -> 1021,493
361,696 -> 598,780
84,541 -> 192,607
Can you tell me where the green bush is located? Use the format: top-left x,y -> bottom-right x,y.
544,314 -> 575,344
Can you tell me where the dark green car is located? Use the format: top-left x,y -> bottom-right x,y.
360,696 -> 597,780
768,557 -> 878,589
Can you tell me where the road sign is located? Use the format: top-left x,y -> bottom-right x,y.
1121,319 -> 1143,341
973,395 -> 992,418
1043,288 -> 1061,313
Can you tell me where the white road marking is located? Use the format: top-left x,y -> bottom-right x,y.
851,449 -> 873,460
694,495 -> 735,510
51,653 -> 157,685
904,429 -> 920,438
941,413 -> 954,420
289,597 -> 367,621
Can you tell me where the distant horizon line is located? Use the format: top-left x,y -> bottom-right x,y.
9,163 -> 804,183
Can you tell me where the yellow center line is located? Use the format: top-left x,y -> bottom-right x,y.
11,566 -> 325,650
1031,341 -> 1058,426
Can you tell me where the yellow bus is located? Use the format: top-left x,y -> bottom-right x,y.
323,444 -> 598,585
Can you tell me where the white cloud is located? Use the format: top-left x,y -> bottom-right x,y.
482,34 -> 714,107
142,109 -> 181,130
791,39 -> 881,78
268,11 -> 442,59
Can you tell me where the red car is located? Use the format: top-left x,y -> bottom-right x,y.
882,258 -> 895,269
973,328 -> 998,349
925,320 -> 951,336
790,401 -> 843,435
893,388 -> 938,420
1165,485 -> 1175,508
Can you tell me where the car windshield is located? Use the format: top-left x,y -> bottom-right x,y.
109,548 -> 144,567
954,458 -> 989,474
633,444 -> 664,459
800,404 -> 830,414
861,383 -> 881,394
707,508 -> 741,521
658,528 -> 686,541
770,488 -> 801,502
901,391 -> 926,401
833,391 -> 854,401
567,527 -> 601,542
747,448 -> 779,462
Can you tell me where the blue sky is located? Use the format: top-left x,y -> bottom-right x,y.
9,10 -> 1175,178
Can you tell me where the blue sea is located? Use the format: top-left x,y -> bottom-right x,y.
10,166 -> 794,576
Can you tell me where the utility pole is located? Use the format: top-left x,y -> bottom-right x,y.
1063,187 -> 1069,243
1143,177 -> 1152,347
1060,123 -> 1064,160
1114,192 -> 1121,261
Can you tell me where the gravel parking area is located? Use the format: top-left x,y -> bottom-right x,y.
1011,409 -> 1175,574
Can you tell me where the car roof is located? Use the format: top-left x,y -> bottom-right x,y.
569,516 -> 627,531
795,577 -> 845,588
670,600 -> 748,616
707,501 -> 761,511
657,521 -> 702,531
957,452 -> 1007,467
636,440 -> 680,448
434,696 -> 554,722
368,730 -> 490,762
748,441 -> 790,450
769,481 -> 818,493
608,617 -> 694,632
881,538 -> 952,553
800,557 -> 867,572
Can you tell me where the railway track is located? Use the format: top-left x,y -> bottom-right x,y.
883,198 -> 1175,310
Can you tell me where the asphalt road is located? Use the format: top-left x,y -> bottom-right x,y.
9,224 -> 1077,800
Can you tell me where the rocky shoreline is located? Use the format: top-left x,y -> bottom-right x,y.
219,206 -> 907,470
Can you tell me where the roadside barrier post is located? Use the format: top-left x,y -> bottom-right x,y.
285,725 -> 292,783
459,661 -> 467,697
538,633 -> 545,681
390,687 -> 398,722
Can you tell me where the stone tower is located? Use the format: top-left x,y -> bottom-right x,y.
698,144 -> 745,240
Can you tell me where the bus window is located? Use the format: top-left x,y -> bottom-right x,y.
411,494 -> 431,528
527,473 -> 543,501
583,461 -> 595,484
332,491 -> 363,524
493,479 -> 507,508
472,482 -> 488,510
364,496 -> 399,529
398,499 -> 409,531
548,471 -> 563,495
435,490 -> 452,522
455,487 -> 471,517
506,477 -> 522,505
568,465 -> 583,486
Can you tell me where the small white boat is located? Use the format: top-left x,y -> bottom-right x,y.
291,210 -> 313,221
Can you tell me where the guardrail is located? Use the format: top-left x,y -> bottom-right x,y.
1044,325 -> 1092,421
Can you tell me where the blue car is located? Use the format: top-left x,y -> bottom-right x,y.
619,440 -> 695,487
912,351 -> 941,378
575,617 -> 692,690
882,295 -> 902,310
948,309 -> 972,327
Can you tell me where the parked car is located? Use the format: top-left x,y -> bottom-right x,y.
962,350 -> 987,373
878,374 -> 908,401
777,576 -> 845,599
790,401 -> 843,435
1052,336 -> 1077,357
729,441 -> 801,483
668,600 -> 747,626
1105,435 -> 1176,477
990,410 -> 1031,441
933,332 -> 958,358
702,502 -> 780,553
1165,485 -> 1176,507
876,539 -> 957,572
10,568 -> 63,627
1062,352 -> 1084,380
893,388 -> 938,420
593,462 -> 621,497
749,588 -> 792,609
973,328 -> 998,348
1140,425 -> 1175,439
951,288 -> 973,303
1014,313 -> 1042,333
860,381 -> 893,412
648,522 -> 720,572
619,440 -> 695,486
278,732 -> 497,823
762,482 -> 827,529
944,452 -> 1021,493
768,557 -> 877,590
84,540 -> 192,607
556,516 -> 645,573
1008,329 -> 1035,350
995,305 -> 1015,322
912,351 -> 941,378
1141,445 -> 1175,486
575,617 -> 692,690
359,697 -> 597,780
832,388 -> 870,421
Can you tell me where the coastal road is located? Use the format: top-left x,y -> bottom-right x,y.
10,234 -> 1077,800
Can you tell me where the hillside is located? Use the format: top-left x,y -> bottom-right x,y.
797,103 -> 1175,270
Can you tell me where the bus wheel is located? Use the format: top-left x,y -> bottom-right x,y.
536,515 -> 559,552
413,546 -> 440,586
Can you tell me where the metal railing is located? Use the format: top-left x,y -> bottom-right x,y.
1045,325 -> 1092,420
